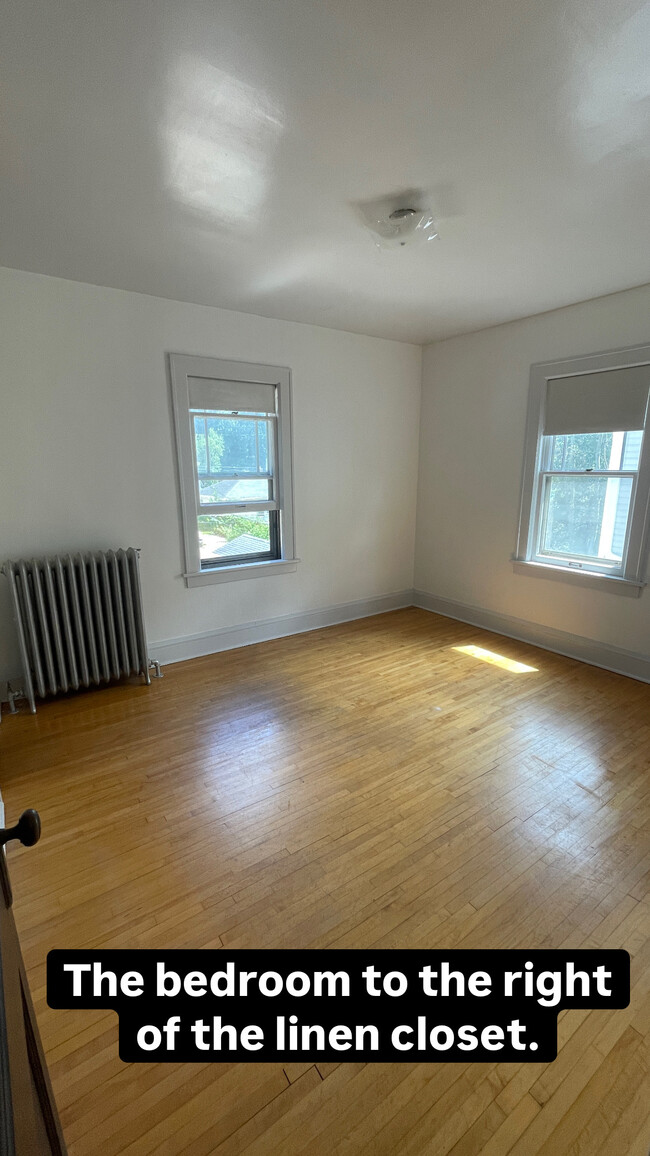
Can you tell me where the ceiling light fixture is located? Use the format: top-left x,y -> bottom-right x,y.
368,205 -> 439,250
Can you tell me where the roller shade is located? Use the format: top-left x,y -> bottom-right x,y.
544,365 -> 649,436
188,376 -> 277,414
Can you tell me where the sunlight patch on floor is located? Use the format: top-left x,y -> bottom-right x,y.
452,644 -> 538,673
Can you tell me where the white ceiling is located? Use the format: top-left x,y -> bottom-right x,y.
2,0 -> 649,343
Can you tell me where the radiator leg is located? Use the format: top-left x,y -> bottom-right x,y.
6,684 -> 29,714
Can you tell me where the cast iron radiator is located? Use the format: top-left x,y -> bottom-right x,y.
2,548 -> 161,715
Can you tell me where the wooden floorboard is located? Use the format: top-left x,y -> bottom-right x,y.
1,607 -> 648,1154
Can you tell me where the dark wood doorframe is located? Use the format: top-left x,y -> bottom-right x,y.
0,811 -> 67,1156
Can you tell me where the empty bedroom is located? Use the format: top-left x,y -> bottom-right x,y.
0,0 -> 649,1153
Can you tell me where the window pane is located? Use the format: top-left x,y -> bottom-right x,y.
193,414 -> 274,476
549,432 -> 613,470
539,475 -> 633,562
548,431 -> 643,471
194,416 -> 207,473
198,512 -> 272,563
198,478 -> 271,505
207,417 -> 258,473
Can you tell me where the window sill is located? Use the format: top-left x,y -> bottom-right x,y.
184,558 -> 299,587
512,559 -> 645,597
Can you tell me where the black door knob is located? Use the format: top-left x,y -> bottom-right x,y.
0,809 -> 41,848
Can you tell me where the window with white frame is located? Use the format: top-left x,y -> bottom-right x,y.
169,354 -> 296,587
515,345 -> 650,591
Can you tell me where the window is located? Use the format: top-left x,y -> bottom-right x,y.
169,355 -> 296,586
515,345 -> 650,593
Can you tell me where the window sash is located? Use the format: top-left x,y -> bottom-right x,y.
192,410 -> 278,515
199,510 -> 281,570
192,412 -> 275,473
530,431 -> 640,574
533,477 -> 636,575
531,461 -> 638,575
539,470 -> 637,479
542,431 -> 630,472
198,500 -> 278,515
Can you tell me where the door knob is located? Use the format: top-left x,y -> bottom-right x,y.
0,809 -> 41,849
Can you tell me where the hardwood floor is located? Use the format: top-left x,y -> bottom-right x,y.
1,607 -> 649,1154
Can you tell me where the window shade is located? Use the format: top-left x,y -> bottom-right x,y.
544,365 -> 649,436
188,376 -> 277,414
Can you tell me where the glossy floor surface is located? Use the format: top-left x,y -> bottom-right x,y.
1,609 -> 649,1154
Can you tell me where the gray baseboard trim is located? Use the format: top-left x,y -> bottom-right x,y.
150,589 -> 414,666
413,589 -> 650,684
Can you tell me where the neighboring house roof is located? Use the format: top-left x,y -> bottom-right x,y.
201,479 -> 267,502
214,534 -> 268,558
228,479 -> 263,500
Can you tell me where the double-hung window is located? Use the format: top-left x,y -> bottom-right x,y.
515,344 -> 650,592
170,355 -> 296,586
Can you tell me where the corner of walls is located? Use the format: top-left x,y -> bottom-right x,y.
412,589 -> 650,684
414,283 -> 650,674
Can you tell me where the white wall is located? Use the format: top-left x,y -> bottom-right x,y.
415,283 -> 650,656
0,267 -> 421,687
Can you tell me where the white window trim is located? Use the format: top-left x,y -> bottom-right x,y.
514,342 -> 650,596
169,354 -> 298,587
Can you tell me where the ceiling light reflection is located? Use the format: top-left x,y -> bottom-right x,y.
569,5 -> 650,161
163,55 -> 283,228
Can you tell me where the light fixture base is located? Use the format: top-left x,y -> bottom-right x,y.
370,205 -> 438,249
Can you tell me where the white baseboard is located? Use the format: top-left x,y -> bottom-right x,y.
149,589 -> 414,666
413,589 -> 650,684
3,585 -> 647,705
